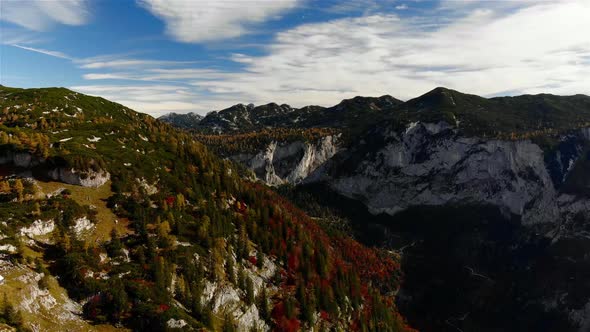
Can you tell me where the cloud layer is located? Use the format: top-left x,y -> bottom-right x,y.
137,0 -> 300,42
7,0 -> 590,117
0,0 -> 89,31
191,1 -> 590,103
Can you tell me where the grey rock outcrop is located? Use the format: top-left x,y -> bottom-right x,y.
0,151 -> 109,187
308,121 -> 590,226
231,134 -> 341,186
46,168 -> 110,188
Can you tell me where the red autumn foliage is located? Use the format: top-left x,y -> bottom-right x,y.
287,246 -> 301,270
243,182 -> 415,332
271,301 -> 286,319
90,294 -> 102,304
248,256 -> 258,266
335,237 -> 400,286
271,302 -> 300,332
165,196 -> 175,205
275,317 -> 300,332
235,201 -> 248,213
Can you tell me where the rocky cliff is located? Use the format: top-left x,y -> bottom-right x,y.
307,121 -> 590,227
0,151 -> 110,187
230,134 -> 341,186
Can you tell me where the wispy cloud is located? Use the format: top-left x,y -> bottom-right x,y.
10,44 -> 73,60
82,68 -> 231,82
136,0 -> 301,43
0,0 -> 90,31
78,59 -> 197,69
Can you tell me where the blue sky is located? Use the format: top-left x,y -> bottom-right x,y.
1,0 -> 589,116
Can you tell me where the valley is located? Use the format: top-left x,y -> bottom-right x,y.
1,78 -> 590,332
3,1 -> 588,331
163,87 -> 590,331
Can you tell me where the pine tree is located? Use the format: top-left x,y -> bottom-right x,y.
201,304 -> 213,328
0,181 -> 10,193
13,179 -> 24,202
222,313 -> 237,332
226,254 -> 235,284
258,287 -> 270,322
303,290 -> 316,325
285,297 -> 296,319
245,277 -> 255,305
109,277 -> 128,322
32,202 -> 41,216
238,265 -> 246,291
2,293 -> 11,318
256,249 -> 264,269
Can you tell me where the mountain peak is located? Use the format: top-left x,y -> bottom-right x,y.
158,111 -> 203,128
405,87 -> 486,112
333,95 -> 403,112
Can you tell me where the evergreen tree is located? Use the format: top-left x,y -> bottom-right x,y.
285,297 -> 296,320
201,304 -> 213,328
237,265 -> 246,291
13,179 -> 24,202
109,277 -> 128,322
258,288 -> 270,322
222,313 -> 237,332
256,249 -> 264,269
245,277 -> 255,305
225,254 -> 235,284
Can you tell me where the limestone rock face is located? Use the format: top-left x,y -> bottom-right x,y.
231,134 -> 341,186
46,168 -> 110,188
308,121 -> 590,226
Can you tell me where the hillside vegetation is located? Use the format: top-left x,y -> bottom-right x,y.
0,86 -> 413,332
393,87 -> 590,142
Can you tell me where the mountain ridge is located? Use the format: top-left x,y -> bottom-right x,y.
161,87 -> 590,142
159,94 -> 403,134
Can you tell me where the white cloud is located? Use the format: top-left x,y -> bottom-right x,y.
182,0 -> 590,107
395,4 -> 408,10
0,0 -> 89,31
66,0 -> 590,117
82,68 -> 231,82
136,0 -> 300,42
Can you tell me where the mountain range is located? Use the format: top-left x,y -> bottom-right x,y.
159,95 -> 402,136
163,87 -> 590,332
160,87 -> 590,139
3,83 -> 590,331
